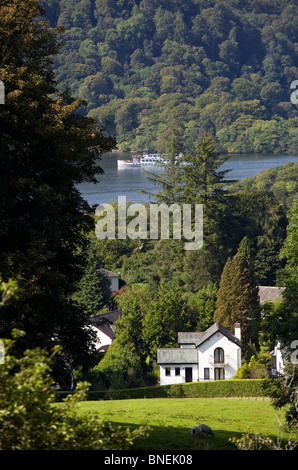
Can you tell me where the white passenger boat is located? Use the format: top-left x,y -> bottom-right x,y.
117,152 -> 182,167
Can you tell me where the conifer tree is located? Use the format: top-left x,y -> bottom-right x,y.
140,127 -> 184,204
181,134 -> 231,206
181,135 -> 234,287
213,251 -> 260,352
72,240 -> 112,316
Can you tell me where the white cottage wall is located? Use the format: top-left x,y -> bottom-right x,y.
197,332 -> 240,381
159,363 -> 199,386
90,325 -> 113,350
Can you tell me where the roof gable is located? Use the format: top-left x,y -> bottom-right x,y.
195,322 -> 242,348
89,309 -> 122,339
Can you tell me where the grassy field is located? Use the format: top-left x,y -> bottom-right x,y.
76,397 -> 295,450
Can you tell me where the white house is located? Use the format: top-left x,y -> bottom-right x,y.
157,322 -> 242,385
89,309 -> 122,352
258,286 -> 285,376
100,268 -> 120,292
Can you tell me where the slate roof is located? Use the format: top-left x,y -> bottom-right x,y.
194,322 -> 242,348
157,348 -> 198,364
178,332 -> 204,344
89,309 -> 122,339
100,268 -> 119,278
258,286 -> 284,303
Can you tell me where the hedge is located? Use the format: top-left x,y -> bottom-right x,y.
56,379 -> 272,401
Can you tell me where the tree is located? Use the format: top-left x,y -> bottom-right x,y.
141,127 -> 184,204
0,330 -> 146,449
72,239 -> 112,316
181,135 -> 234,284
260,201 -> 298,431
142,281 -> 191,362
276,200 -> 298,353
0,0 -> 116,385
114,285 -> 151,359
93,343 -> 145,389
181,134 -> 230,206
187,283 -> 217,331
213,251 -> 260,354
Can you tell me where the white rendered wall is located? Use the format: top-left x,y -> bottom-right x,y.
197,332 -> 241,381
90,325 -> 112,350
110,276 -> 119,291
159,363 -> 198,386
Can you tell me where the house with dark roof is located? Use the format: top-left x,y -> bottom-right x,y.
100,268 -> 120,292
258,286 -> 284,304
258,286 -> 285,376
157,322 -> 242,385
89,309 -> 122,352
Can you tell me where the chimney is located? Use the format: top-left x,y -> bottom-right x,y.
234,323 -> 241,340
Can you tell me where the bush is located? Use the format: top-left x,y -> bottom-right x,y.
0,331 -> 147,450
91,346 -> 146,389
56,378 -> 270,401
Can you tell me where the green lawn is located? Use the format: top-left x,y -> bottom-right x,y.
76,397 -> 294,450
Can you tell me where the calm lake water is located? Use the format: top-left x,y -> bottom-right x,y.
77,152 -> 298,206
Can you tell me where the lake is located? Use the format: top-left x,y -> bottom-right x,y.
77,152 -> 298,206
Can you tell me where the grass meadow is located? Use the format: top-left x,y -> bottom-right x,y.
76,397 -> 295,450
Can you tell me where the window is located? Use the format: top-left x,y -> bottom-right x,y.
165,367 -> 171,376
272,356 -> 277,369
214,367 -> 225,380
214,347 -> 224,364
204,368 -> 210,380
175,367 -> 180,376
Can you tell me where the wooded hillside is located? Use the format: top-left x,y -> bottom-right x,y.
42,0 -> 298,153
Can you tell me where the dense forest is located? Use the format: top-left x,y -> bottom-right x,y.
41,0 -> 298,154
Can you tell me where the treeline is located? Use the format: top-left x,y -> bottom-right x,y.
42,0 -> 298,153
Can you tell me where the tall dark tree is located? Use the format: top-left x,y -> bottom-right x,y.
181,134 -> 231,206
0,0 -> 116,385
72,239 -> 112,316
277,200 -> 298,354
140,127 -> 184,204
181,135 -> 234,287
213,251 -> 260,354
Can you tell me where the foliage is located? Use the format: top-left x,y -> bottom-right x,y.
228,162 -> 298,211
229,431 -> 296,451
227,190 -> 288,285
142,281 -> 192,362
186,283 -> 218,331
0,331 -> 147,450
277,200 -> 298,352
114,285 -> 152,358
235,351 -> 272,379
59,379 -> 271,401
42,0 -> 298,152
263,363 -> 298,428
213,251 -> 260,352
0,0 -> 116,385
72,238 -> 113,315
91,343 -> 146,390
141,128 -> 184,204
